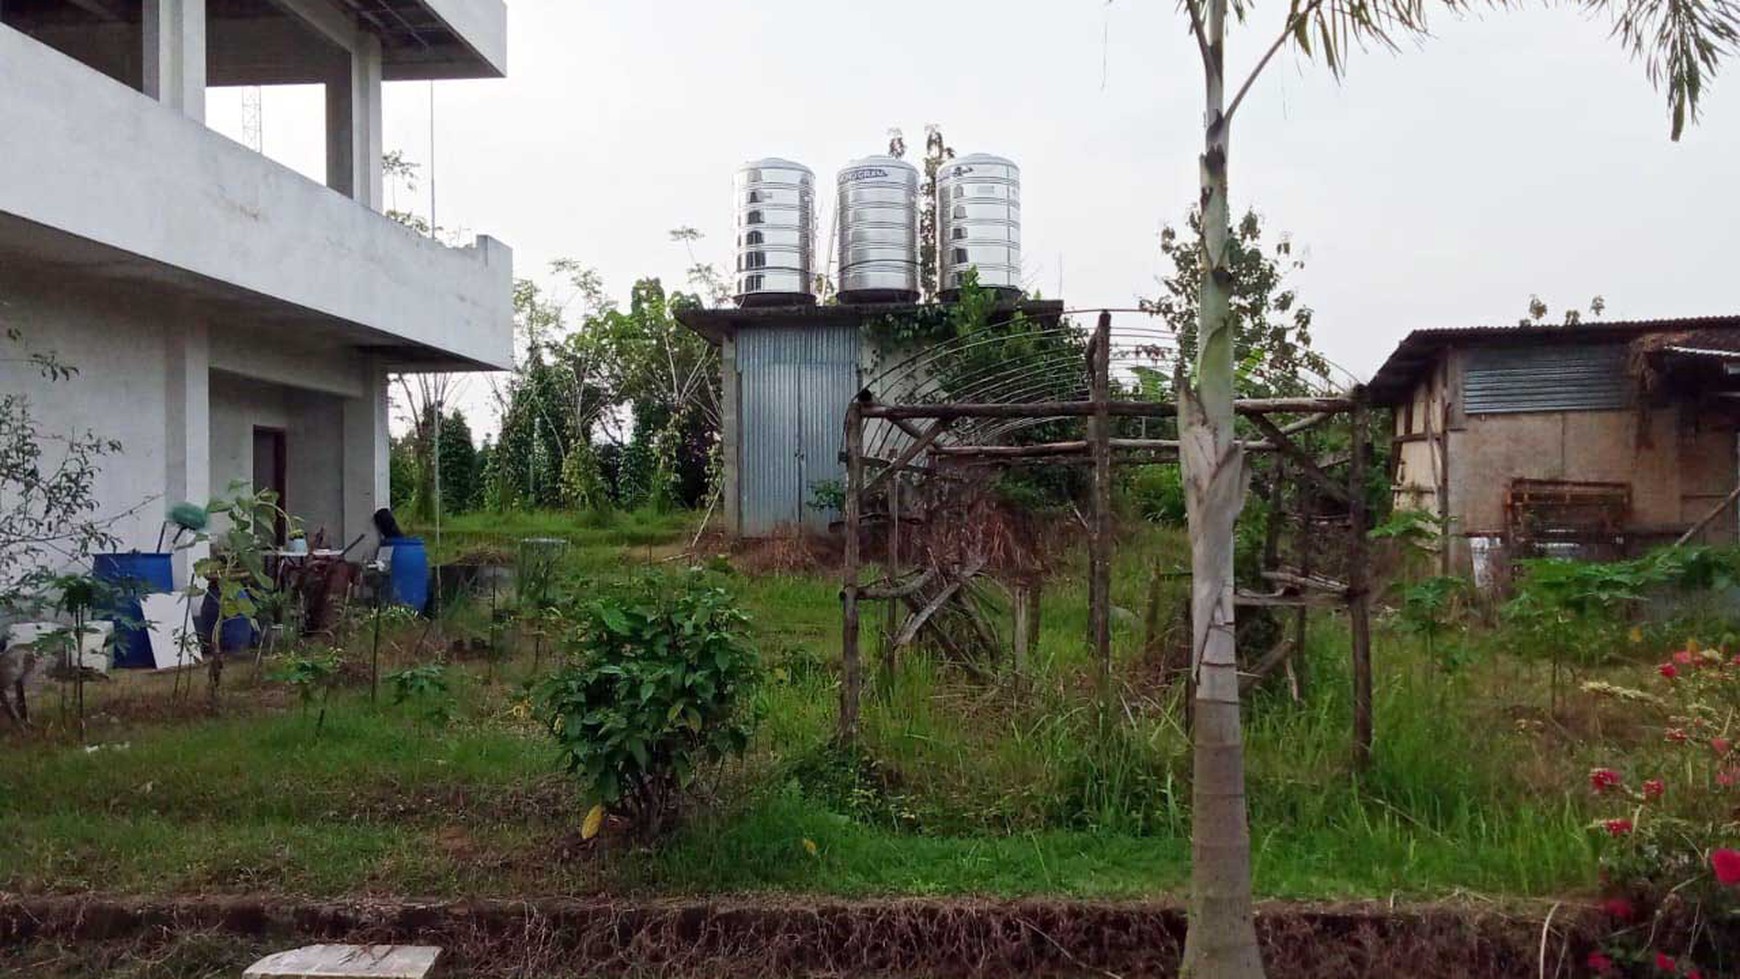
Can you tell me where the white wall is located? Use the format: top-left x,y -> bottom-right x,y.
0,267 -> 174,564
0,23 -> 515,371
207,372 -> 349,546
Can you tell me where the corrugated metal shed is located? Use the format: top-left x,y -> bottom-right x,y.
737,325 -> 861,535
1367,315 -> 1740,405
1464,344 -> 1629,414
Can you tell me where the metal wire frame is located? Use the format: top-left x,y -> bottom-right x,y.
860,314 -> 1356,462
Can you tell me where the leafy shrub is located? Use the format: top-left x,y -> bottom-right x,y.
386,663 -> 455,727
1581,641 -> 1740,975
538,571 -> 760,835
274,650 -> 342,736
1125,464 -> 1186,525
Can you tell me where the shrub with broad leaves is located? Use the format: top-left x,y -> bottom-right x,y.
1581,641 -> 1740,975
538,570 -> 760,837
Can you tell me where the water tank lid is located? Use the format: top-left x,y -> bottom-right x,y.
840,154 -> 919,172
950,152 -> 1018,168
739,157 -> 814,175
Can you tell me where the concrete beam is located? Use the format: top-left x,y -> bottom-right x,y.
143,0 -> 205,122
65,0 -> 133,22
262,0 -> 358,52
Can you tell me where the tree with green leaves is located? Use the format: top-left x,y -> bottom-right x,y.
1174,0 -> 1737,973
1146,207 -> 1328,399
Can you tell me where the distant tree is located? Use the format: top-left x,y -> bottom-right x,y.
1145,207 -> 1329,398
1520,294 -> 1608,326
436,409 -> 480,514
917,125 -> 955,302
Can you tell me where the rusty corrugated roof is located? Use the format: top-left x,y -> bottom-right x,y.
1367,315 -> 1740,405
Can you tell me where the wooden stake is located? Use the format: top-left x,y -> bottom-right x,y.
840,398 -> 865,746
1089,311 -> 1114,682
1348,389 -> 1375,769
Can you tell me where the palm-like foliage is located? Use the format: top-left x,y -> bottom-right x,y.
1171,0 -> 1737,977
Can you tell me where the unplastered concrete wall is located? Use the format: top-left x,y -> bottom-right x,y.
0,23 -> 514,370
0,269 -> 173,562
206,373 -> 348,544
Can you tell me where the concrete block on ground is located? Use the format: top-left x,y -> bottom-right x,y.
243,945 -> 441,978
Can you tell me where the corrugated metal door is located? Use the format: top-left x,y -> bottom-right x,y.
738,325 -> 860,535
1464,344 -> 1629,414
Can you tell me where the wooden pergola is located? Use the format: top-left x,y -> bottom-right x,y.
838,311 -> 1378,766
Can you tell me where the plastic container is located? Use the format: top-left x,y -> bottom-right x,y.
92,552 -> 174,669
383,536 -> 429,614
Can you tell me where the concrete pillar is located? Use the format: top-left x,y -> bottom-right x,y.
164,319 -> 210,582
143,0 -> 205,123
325,33 -> 383,210
342,358 -> 389,549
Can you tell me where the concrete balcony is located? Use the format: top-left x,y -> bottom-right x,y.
0,21 -> 513,371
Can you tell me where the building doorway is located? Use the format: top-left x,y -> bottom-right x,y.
252,426 -> 287,543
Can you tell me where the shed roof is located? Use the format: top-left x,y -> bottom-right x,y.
676,299 -> 1067,345
1367,315 -> 1740,405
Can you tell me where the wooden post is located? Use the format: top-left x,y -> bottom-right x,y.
840,398 -> 865,745
1088,311 -> 1114,682
1348,388 -> 1374,769
1011,581 -> 1031,677
882,475 -> 900,680
1291,480 -> 1312,702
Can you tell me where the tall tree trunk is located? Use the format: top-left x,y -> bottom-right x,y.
1181,0 -> 1265,974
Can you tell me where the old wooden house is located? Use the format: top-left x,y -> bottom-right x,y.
1369,316 -> 1740,580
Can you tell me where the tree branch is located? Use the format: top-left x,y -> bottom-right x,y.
1183,0 -> 1214,72
1225,0 -> 1328,125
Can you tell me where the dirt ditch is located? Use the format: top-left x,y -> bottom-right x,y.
0,894 -> 1627,978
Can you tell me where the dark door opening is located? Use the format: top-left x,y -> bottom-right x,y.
252,426 -> 287,544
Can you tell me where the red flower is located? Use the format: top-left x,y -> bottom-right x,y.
1660,662 -> 1681,679
1713,737 -> 1732,756
1655,951 -> 1676,972
1590,768 -> 1623,793
1641,778 -> 1666,802
1604,818 -> 1635,837
1600,896 -> 1636,921
1687,970 -> 1704,979
1718,769 -> 1738,788
1673,649 -> 1695,665
1713,848 -> 1740,886
1586,951 -> 1615,974
1666,728 -> 1690,744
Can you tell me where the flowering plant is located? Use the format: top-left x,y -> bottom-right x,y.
1581,640 -> 1740,975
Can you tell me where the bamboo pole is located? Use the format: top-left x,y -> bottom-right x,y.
839,398 -> 865,745
1348,389 -> 1374,769
859,396 -> 1354,421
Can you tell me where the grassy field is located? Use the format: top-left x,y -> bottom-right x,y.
0,508 -> 1623,904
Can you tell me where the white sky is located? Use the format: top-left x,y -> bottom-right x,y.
208,0 -> 1740,437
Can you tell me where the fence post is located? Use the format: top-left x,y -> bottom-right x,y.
840,397 -> 865,745
1348,387 -> 1374,769
1089,311 -> 1114,682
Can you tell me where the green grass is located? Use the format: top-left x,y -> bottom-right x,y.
0,509 -> 1617,903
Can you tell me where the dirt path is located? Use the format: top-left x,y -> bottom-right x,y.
0,893 -> 1611,978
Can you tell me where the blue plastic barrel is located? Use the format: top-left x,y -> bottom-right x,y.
384,537 -> 429,614
92,552 -> 174,669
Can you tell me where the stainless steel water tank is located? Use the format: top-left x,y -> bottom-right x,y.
936,153 -> 1021,298
734,158 -> 815,307
836,155 -> 919,303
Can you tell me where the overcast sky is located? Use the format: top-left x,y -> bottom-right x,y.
209,0 -> 1740,434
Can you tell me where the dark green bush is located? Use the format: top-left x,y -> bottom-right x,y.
539,571 -> 760,835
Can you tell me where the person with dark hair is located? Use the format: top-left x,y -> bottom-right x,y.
372,508 -> 404,541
